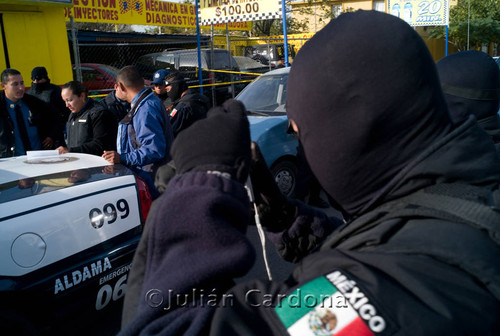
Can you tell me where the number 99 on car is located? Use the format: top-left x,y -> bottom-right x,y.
89,199 -> 130,229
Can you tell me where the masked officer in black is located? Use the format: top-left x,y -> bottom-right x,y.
120,11 -> 500,335
27,66 -> 68,147
164,72 -> 210,137
436,50 -> 500,154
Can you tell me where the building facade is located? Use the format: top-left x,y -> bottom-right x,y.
0,0 -> 73,85
290,0 -> 459,61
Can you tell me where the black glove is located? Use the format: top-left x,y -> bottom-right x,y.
155,160 -> 177,194
250,142 -> 297,232
171,99 -> 251,183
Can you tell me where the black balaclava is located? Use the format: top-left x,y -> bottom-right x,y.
31,66 -> 48,81
30,81 -> 50,93
286,10 -> 451,217
436,50 -> 500,124
165,72 -> 188,102
31,66 -> 50,93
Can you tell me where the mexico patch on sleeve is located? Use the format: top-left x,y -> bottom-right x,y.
274,270 -> 387,335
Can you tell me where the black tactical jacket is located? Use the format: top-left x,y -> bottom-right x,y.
0,91 -> 59,157
66,98 -> 117,155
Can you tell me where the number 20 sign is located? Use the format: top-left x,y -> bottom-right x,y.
199,0 -> 282,26
388,0 -> 449,26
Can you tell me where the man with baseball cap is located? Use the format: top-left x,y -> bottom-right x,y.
151,69 -> 171,108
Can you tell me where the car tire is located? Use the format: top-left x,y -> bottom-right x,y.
270,159 -> 297,197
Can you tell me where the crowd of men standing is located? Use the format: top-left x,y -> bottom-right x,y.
0,65 -> 208,198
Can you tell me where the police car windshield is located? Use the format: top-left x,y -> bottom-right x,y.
0,166 -> 129,204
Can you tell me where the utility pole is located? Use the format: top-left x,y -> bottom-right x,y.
467,0 -> 470,50
70,16 -> 82,82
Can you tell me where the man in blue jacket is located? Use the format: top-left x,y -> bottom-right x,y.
102,65 -> 173,199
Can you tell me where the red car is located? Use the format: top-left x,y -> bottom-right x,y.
72,63 -> 118,96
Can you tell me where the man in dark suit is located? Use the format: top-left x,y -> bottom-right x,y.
0,68 -> 60,157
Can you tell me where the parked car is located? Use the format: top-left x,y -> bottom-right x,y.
134,48 -> 241,105
244,43 -> 296,67
72,63 -> 119,96
237,67 -> 298,196
233,56 -> 273,86
0,152 -> 152,334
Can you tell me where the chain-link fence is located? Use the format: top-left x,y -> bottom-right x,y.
69,31 -> 210,69
68,30 -> 212,98
67,29 -> 310,105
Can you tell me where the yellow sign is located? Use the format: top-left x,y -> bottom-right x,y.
387,0 -> 449,26
199,0 -> 282,26
201,21 -> 252,31
265,32 -> 315,52
64,0 -> 251,30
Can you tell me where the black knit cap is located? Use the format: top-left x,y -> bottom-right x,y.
31,66 -> 48,81
436,50 -> 500,123
286,10 -> 451,216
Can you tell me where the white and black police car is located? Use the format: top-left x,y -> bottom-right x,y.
0,152 -> 152,335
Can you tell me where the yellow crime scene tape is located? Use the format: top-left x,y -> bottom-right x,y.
88,69 -> 263,98
188,68 -> 264,88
